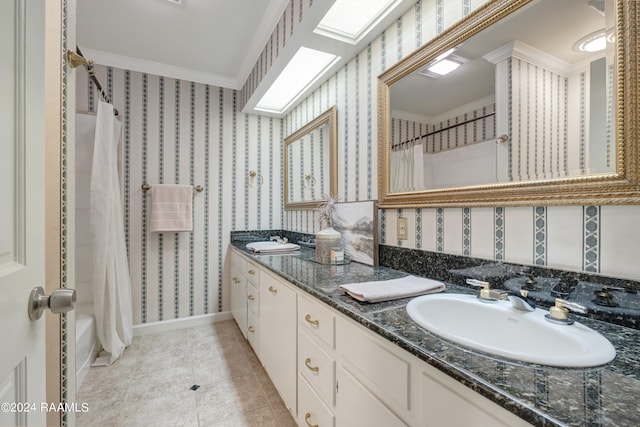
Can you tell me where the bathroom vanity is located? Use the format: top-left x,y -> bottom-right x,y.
228,241 -> 640,426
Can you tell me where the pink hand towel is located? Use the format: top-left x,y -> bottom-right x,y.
150,184 -> 193,232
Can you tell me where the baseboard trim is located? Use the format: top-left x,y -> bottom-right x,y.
133,311 -> 233,336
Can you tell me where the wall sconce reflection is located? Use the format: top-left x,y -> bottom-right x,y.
303,173 -> 316,190
247,170 -> 264,188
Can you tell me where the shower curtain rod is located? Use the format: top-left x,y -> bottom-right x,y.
392,112 -> 495,149
67,47 -> 119,116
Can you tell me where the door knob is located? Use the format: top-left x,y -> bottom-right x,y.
28,287 -> 77,320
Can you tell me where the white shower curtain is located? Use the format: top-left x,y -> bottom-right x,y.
90,100 -> 133,365
391,143 -> 423,192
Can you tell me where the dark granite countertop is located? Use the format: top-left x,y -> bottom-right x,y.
230,242 -> 640,427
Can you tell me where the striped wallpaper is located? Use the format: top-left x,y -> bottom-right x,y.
76,67 -> 283,325
507,57 -> 570,181
283,0 -> 640,282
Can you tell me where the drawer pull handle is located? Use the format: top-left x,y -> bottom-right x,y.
304,314 -> 319,326
248,269 -> 255,275
248,295 -> 255,301
268,286 -> 278,294
305,358 -> 319,373
248,326 -> 255,333
304,413 -> 318,427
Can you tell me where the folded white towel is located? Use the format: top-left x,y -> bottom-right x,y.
339,276 -> 445,303
150,184 -> 193,232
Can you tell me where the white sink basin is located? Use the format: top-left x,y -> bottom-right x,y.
245,241 -> 300,253
406,293 -> 616,367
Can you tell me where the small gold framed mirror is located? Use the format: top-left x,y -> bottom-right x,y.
284,106 -> 338,210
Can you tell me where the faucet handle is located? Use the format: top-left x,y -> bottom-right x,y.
466,278 -> 490,289
546,298 -> 588,325
466,279 -> 502,301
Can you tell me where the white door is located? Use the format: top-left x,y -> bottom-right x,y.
0,0 -> 48,425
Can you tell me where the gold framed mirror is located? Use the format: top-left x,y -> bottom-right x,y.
284,106 -> 338,210
378,0 -> 639,208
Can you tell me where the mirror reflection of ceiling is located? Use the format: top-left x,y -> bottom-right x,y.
391,0 -> 610,118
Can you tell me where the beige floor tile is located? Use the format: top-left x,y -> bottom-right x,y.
77,321 -> 290,427
119,390 -> 198,427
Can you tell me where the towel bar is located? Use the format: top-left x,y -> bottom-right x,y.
142,184 -> 204,193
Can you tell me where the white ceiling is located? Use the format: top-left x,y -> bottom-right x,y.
76,0 -> 291,90
76,0 -> 416,117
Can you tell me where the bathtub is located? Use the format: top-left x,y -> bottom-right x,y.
75,303 -> 99,391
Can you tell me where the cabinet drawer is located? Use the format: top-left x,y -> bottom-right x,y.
299,328 -> 336,407
299,294 -> 335,349
298,374 -> 335,427
247,311 -> 260,355
246,260 -> 260,285
247,282 -> 259,316
336,317 -> 410,413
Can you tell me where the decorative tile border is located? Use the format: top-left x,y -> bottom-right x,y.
534,206 -> 547,266
416,208 -> 422,250
494,207 -> 504,260
583,206 -> 600,273
463,208 -> 470,256
397,208 -> 403,247
436,208 -> 444,252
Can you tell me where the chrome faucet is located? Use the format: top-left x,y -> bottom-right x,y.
270,236 -> 288,244
506,292 -> 536,312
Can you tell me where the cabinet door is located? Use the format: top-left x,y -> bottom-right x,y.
335,364 -> 407,427
420,365 -> 532,427
260,270 -> 298,415
230,266 -> 247,339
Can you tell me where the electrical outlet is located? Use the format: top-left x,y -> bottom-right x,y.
398,217 -> 408,240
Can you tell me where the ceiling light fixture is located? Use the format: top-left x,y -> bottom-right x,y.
315,0 -> 405,44
419,52 -> 468,78
255,47 -> 340,114
427,59 -> 461,76
574,29 -> 609,53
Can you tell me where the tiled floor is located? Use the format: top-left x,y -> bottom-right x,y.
76,320 -> 298,427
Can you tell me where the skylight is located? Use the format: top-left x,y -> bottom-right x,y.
315,0 -> 403,44
255,47 -> 339,114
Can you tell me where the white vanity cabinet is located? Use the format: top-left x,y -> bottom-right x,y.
260,269 -> 298,416
228,247 -> 532,427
